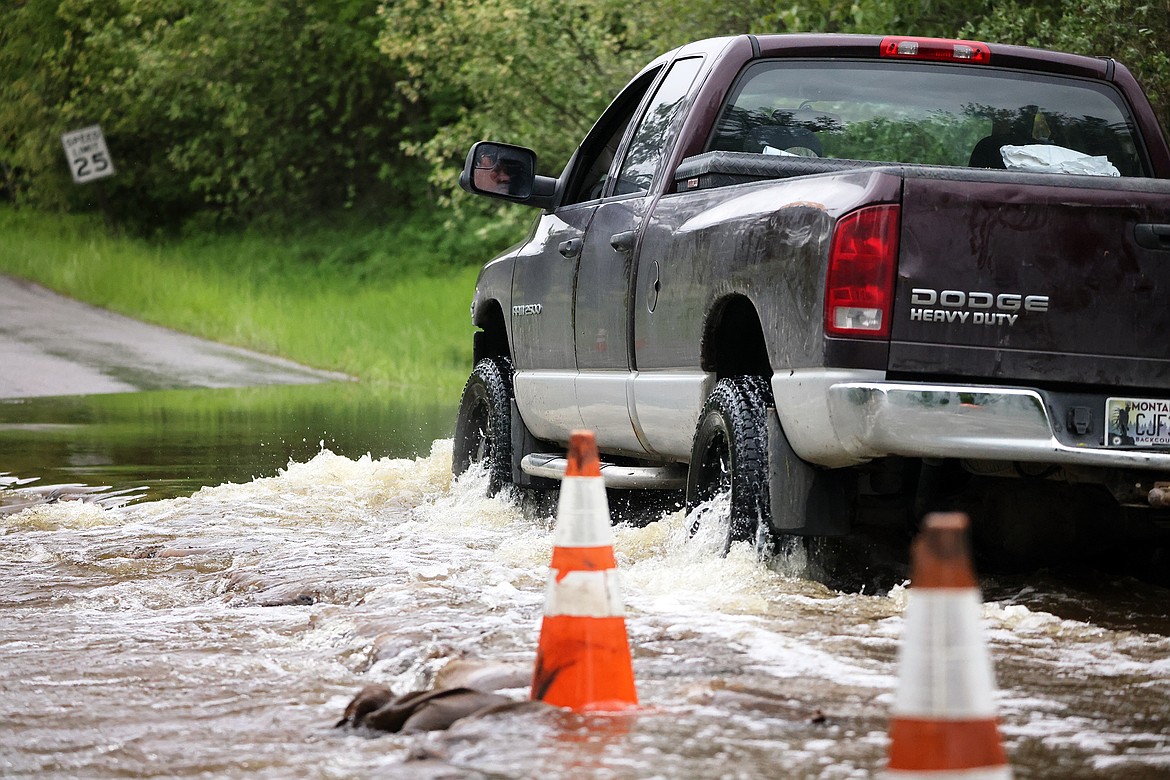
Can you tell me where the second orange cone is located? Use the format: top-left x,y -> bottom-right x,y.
886,512 -> 1012,778
531,430 -> 638,710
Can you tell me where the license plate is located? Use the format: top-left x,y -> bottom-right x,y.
1106,397 -> 1170,448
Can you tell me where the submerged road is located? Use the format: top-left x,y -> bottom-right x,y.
0,274 -> 350,399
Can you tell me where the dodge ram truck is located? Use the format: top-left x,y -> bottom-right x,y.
452,33 -> 1170,562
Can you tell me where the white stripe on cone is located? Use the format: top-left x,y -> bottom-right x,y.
892,590 -> 998,720
552,475 -> 612,547
543,569 -> 625,618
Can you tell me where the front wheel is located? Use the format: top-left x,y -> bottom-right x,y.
686,376 -> 773,554
452,357 -> 514,495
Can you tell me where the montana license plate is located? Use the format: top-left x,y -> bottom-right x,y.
1106,397 -> 1170,447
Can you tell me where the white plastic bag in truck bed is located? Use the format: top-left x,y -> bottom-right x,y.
1000,144 -> 1120,176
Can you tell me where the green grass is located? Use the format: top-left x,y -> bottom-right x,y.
0,206 -> 516,399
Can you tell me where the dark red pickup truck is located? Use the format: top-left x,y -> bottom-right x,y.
453,34 -> 1170,566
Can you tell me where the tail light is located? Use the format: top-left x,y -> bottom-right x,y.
826,204 -> 900,339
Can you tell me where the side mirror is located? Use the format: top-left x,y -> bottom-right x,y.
461,142 -> 536,199
459,142 -> 557,208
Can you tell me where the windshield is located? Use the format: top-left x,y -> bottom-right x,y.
708,60 -> 1147,177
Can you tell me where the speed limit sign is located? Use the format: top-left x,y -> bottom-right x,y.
61,125 -> 115,184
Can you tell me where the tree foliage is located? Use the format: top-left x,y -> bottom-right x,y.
378,1 -> 653,187
1,0 -> 415,228
765,0 -> 995,37
1,0 -> 1167,231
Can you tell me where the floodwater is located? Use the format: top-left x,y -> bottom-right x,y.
2,384 -> 1169,779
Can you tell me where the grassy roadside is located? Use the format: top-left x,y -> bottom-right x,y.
0,206 -> 515,399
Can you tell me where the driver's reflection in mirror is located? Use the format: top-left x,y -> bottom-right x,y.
474,151 -> 515,195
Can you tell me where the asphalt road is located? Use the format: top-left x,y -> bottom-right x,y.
0,274 -> 350,399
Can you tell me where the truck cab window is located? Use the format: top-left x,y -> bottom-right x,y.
562,67 -> 662,206
616,57 -> 704,195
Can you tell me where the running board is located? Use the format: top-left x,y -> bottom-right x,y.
520,453 -> 687,489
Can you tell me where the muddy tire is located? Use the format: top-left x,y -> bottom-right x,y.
453,357 -> 514,495
686,376 -> 772,554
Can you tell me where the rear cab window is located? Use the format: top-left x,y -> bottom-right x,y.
707,60 -> 1149,177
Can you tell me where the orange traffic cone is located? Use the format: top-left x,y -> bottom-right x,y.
887,512 -> 1012,778
531,430 -> 638,711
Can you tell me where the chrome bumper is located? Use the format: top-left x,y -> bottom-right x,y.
828,383 -> 1170,471
772,370 -> 1170,472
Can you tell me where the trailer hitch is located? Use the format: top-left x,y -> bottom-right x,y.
1149,482 -> 1170,508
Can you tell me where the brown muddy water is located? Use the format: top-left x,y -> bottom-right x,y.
1,384 -> 1169,779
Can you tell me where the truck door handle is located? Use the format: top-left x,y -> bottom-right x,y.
1135,223 -> 1170,251
558,238 -> 583,258
610,230 -> 636,253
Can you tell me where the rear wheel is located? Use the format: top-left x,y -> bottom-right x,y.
686,376 -> 772,554
453,357 -> 514,495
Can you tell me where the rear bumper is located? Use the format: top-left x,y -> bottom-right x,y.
772,370 -> 1170,472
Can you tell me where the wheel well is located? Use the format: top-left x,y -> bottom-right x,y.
701,295 -> 771,379
472,299 -> 509,364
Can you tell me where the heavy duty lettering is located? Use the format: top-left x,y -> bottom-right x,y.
909,309 -> 1020,326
